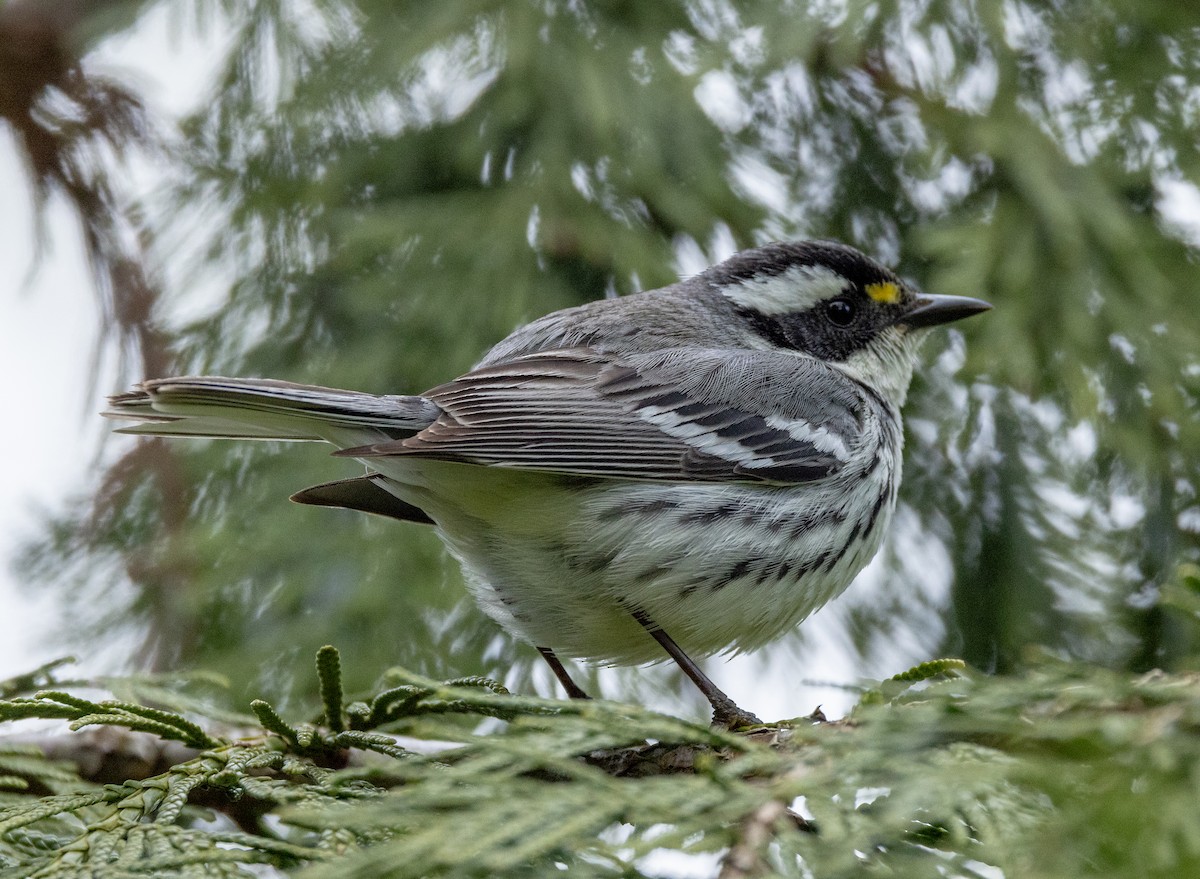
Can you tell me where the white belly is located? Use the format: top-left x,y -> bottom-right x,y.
368,457 -> 897,665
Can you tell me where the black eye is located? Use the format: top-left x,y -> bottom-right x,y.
825,297 -> 857,327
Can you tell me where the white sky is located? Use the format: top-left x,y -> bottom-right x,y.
0,167 -> 96,675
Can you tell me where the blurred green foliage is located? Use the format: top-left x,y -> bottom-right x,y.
11,0 -> 1200,714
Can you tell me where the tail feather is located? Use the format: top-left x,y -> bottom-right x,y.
103,377 -> 439,445
291,476 -> 434,524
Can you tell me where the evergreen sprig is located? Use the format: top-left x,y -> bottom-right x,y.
0,691 -> 221,750
1,650 -> 1199,877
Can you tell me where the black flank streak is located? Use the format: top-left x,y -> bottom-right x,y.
844,516 -> 865,548
632,566 -> 668,584
712,558 -> 754,591
544,540 -> 577,573
728,559 -> 753,580
821,545 -> 845,573
739,508 -> 764,527
863,490 -> 888,538
633,558 -> 681,584
571,553 -> 617,574
805,548 -> 833,575
680,502 -> 742,525
586,554 -> 615,572
787,512 -> 821,540
788,508 -> 846,541
864,449 -> 883,478
597,498 -> 681,521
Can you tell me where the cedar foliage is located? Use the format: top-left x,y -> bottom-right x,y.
2,646 -> 1200,878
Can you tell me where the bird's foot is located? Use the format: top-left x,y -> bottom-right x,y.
710,697 -> 762,730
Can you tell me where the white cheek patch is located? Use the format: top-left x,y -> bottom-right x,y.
719,264 -> 849,315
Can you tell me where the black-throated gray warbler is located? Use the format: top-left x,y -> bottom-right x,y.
105,240 -> 989,726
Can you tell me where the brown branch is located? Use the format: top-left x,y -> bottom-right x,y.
719,799 -> 790,879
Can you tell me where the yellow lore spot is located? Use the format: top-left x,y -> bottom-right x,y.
865,281 -> 901,304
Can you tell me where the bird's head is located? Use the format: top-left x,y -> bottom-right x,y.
706,240 -> 991,405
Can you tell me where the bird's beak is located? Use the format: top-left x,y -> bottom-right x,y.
897,293 -> 992,328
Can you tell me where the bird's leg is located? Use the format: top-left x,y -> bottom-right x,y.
536,646 -> 591,700
630,609 -> 761,729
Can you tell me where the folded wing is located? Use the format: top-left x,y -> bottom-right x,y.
340,347 -> 864,485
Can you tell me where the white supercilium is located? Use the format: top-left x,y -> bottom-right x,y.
718,263 -> 849,315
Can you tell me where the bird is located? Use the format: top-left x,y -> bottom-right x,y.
104,239 -> 990,727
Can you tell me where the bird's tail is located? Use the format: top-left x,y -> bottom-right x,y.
103,377 -> 439,445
